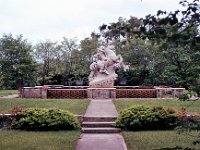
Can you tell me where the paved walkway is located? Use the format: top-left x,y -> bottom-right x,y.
76,99 -> 127,150
0,94 -> 18,99
84,99 -> 118,118
76,133 -> 127,150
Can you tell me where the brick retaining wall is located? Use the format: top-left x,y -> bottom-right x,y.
47,89 -> 87,99
116,89 -> 157,98
19,86 -> 186,99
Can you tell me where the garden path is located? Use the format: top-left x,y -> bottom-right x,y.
76,99 -> 127,150
0,94 -> 18,99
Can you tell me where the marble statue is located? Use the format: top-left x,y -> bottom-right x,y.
89,45 -> 129,87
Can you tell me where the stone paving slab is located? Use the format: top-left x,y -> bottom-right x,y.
81,127 -> 121,133
84,99 -> 118,118
76,133 -> 127,150
82,121 -> 115,127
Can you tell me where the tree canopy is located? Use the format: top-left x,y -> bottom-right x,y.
0,34 -> 37,89
96,0 -> 200,95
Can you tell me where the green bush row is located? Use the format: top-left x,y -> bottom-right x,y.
116,106 -> 179,130
11,108 -> 80,131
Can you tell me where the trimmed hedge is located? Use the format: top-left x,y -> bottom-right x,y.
116,106 -> 179,130
11,108 -> 80,130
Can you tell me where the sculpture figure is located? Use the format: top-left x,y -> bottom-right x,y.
89,45 -> 129,87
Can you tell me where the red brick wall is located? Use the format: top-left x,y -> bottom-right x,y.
116,89 -> 157,98
47,89 -> 87,99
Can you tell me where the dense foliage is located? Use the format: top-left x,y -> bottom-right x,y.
11,108 -> 80,131
116,106 -> 179,130
0,34 -> 37,89
97,0 -> 200,95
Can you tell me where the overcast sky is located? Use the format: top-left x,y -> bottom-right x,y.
0,0 -> 184,43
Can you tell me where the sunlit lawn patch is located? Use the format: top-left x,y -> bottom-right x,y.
114,99 -> 200,114
0,98 -> 89,115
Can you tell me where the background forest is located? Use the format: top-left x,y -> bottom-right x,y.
0,0 -> 199,95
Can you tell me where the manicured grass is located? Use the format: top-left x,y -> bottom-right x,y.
0,129 -> 80,150
123,130 -> 199,150
114,99 -> 200,114
0,98 -> 89,114
0,90 -> 18,96
115,99 -> 200,149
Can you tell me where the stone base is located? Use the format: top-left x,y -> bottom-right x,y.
87,88 -> 116,99
19,86 -> 48,98
155,88 -> 186,99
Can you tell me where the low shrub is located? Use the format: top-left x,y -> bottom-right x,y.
178,93 -> 190,101
11,108 -> 80,131
0,115 -> 14,128
116,106 -> 179,130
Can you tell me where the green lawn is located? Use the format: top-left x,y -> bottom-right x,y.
0,98 -> 89,115
0,129 -> 80,150
115,99 -> 200,149
123,130 -> 199,150
0,98 -> 88,149
114,99 -> 200,114
0,90 -> 18,96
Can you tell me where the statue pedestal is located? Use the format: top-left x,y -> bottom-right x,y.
87,88 -> 116,99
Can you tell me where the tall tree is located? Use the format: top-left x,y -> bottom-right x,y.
34,40 -> 58,85
114,39 -> 156,86
140,0 -> 200,94
99,16 -> 141,42
59,37 -> 79,85
0,34 -> 37,89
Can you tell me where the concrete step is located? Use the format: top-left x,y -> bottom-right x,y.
82,121 -> 115,128
83,117 -> 117,122
81,127 -> 121,133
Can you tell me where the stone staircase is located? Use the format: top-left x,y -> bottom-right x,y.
81,116 -> 121,133
76,100 -> 127,150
